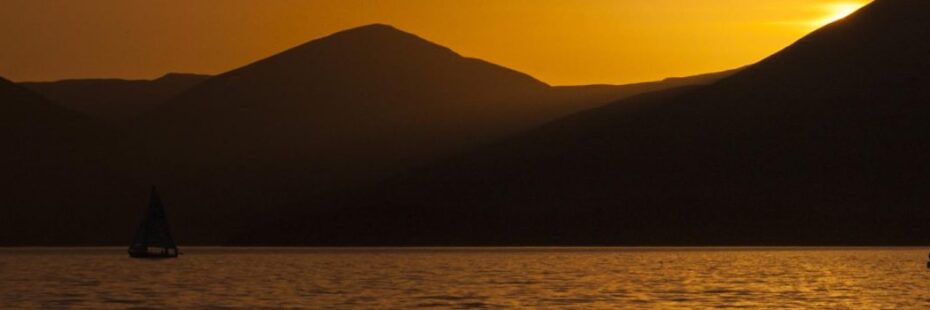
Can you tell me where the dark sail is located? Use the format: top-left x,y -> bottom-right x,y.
129,187 -> 179,258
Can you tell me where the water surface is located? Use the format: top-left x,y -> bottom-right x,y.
1,247 -> 929,308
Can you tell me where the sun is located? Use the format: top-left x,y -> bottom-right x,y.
815,3 -> 866,26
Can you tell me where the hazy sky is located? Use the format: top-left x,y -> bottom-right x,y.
0,0 -> 870,85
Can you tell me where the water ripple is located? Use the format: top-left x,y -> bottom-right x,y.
1,247 -> 930,308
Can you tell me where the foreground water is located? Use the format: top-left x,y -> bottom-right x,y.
1,248 -> 929,308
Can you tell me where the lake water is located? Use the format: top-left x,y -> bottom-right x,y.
1,247 -> 929,308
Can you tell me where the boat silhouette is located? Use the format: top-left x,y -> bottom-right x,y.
128,187 -> 179,258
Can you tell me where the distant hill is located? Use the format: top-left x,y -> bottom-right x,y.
21,73 -> 210,120
0,76 -> 142,245
264,0 -> 930,246
0,75 -> 92,179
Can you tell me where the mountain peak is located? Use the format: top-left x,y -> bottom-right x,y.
291,23 -> 450,56
322,23 -> 427,42
193,22 -> 547,93
339,23 -> 403,34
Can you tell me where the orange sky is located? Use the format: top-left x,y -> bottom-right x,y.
0,0 -> 870,85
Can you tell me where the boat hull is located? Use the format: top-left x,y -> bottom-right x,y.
128,247 -> 179,259
128,252 -> 177,259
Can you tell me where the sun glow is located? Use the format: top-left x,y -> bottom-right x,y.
816,3 -> 866,26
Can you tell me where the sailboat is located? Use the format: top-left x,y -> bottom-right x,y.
129,187 -> 180,258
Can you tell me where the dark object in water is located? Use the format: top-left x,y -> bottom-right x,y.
128,187 -> 179,258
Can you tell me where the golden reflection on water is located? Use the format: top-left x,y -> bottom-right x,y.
1,248 -> 929,308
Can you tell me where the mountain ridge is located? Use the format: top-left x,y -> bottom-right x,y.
21,73 -> 211,120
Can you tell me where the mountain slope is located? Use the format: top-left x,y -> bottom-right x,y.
274,0 -> 930,246
1,76 -> 86,132
548,67 -> 738,116
1,75 -> 92,176
21,73 -> 210,120
0,76 -> 142,245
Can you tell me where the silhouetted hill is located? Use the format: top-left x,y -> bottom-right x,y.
118,24 -> 731,244
21,73 -> 210,120
264,0 -> 930,246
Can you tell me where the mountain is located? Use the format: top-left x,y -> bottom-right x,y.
0,24 -> 737,245
266,0 -> 930,246
20,73 -> 210,120
113,24 -> 732,244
